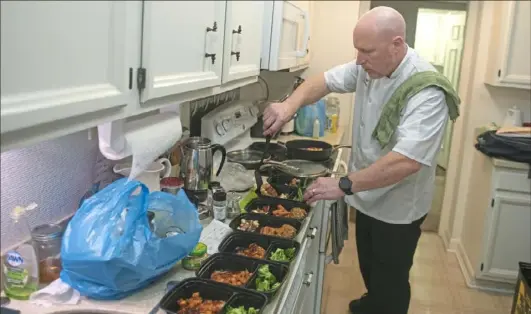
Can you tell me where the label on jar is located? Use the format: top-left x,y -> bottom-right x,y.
213,204 -> 226,221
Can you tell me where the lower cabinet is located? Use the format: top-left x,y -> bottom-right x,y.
478,165 -> 531,284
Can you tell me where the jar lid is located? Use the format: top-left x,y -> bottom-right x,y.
213,191 -> 227,201
31,224 -> 63,241
209,181 -> 221,189
189,242 -> 207,257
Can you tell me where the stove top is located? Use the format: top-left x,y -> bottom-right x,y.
248,141 -> 339,177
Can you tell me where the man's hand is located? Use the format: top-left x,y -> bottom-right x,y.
303,177 -> 345,204
262,101 -> 299,136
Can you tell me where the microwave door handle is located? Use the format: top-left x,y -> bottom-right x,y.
295,10 -> 310,57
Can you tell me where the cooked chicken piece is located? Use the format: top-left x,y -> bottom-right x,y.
260,224 -> 297,239
177,292 -> 225,314
211,270 -> 252,286
236,243 -> 266,259
260,183 -> 278,197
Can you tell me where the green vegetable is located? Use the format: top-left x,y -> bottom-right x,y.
269,248 -> 296,262
226,306 -> 259,314
255,264 -> 281,292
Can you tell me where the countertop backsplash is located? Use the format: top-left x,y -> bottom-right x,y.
0,129 -> 99,253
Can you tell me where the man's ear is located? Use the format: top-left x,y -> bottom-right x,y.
392,36 -> 404,49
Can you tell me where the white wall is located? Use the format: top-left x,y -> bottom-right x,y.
0,131 -> 98,252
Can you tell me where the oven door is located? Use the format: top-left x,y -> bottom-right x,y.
261,1 -> 310,71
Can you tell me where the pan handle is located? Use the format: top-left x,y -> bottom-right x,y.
264,160 -> 300,173
332,145 -> 351,152
329,160 -> 348,177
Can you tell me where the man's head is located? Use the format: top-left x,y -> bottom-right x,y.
353,6 -> 407,79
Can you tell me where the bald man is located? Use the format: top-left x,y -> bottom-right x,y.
262,6 -> 455,314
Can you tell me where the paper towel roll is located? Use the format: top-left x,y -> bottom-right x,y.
98,112 -> 183,180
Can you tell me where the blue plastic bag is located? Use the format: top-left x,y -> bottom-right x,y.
60,178 -> 202,300
295,99 -> 327,137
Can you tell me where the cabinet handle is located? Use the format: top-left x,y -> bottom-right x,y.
303,272 -> 314,286
205,53 -> 216,64
206,21 -> 218,32
307,227 -> 318,239
231,51 -> 241,61
232,25 -> 242,34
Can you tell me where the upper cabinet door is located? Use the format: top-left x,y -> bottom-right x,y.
221,1 -> 264,84
485,1 -> 531,89
141,1 -> 226,103
0,1 -> 140,134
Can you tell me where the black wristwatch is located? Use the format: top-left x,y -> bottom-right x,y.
339,176 -> 353,195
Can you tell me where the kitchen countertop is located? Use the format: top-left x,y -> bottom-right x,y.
4,128 -> 348,314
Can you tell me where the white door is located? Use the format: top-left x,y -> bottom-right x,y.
436,14 -> 466,169
479,193 -> 531,283
140,1 -> 226,103
221,1 -> 264,84
0,1 -> 140,134
267,1 -> 310,71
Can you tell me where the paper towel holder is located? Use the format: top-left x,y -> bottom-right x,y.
97,111 -> 183,160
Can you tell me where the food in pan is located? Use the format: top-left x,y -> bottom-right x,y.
255,265 -> 281,292
260,224 -> 297,239
211,270 -> 252,286
237,219 -> 260,232
226,306 -> 259,314
177,292 -> 225,314
236,243 -> 266,259
303,147 -> 324,151
272,205 -> 307,219
269,247 -> 296,262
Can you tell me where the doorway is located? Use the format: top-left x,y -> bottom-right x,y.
370,1 -> 469,231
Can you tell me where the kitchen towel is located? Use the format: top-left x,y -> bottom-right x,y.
29,278 -> 81,307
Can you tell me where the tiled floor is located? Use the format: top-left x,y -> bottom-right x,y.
321,226 -> 514,314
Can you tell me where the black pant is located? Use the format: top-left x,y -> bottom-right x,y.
355,210 -> 426,314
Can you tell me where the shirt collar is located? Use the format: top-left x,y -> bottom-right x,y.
388,45 -> 411,79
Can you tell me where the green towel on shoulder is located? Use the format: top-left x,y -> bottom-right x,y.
372,71 -> 461,148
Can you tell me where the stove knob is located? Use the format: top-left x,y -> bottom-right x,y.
215,123 -> 225,136
222,119 -> 231,131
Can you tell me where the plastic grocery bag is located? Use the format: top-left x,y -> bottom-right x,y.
60,178 -> 202,300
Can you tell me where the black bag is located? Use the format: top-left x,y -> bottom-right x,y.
475,130 -> 531,177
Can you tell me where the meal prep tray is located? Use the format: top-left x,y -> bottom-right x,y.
267,175 -> 315,192
218,233 -> 301,265
159,277 -> 267,314
245,198 -> 311,222
258,181 -> 301,202
196,253 -> 289,299
229,213 -> 302,240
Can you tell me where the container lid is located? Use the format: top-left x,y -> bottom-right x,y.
189,242 -> 207,257
31,224 -> 63,241
213,191 -> 227,201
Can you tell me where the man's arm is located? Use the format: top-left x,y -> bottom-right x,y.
348,87 -> 449,193
285,61 -> 360,109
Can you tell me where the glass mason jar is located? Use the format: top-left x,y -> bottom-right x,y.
31,224 -> 63,284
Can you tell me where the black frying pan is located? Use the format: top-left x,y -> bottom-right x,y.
285,139 -> 351,161
248,142 -> 287,160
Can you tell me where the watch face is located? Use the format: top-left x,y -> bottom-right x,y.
340,177 -> 352,194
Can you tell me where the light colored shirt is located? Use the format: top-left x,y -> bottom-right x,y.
324,47 -> 449,224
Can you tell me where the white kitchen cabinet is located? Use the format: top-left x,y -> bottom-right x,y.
485,1 -> 531,89
221,1 -> 264,84
480,193 -> 531,282
0,1 -> 141,134
478,165 -> 531,284
140,1 -> 227,103
290,1 -> 312,68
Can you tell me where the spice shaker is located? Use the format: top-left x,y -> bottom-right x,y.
212,190 -> 227,221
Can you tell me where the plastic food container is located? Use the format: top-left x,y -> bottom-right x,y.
160,177 -> 183,195
196,253 -> 289,299
259,182 -> 300,202
218,233 -> 301,265
159,277 -> 267,313
245,198 -> 311,222
229,213 -> 302,240
182,242 -> 208,271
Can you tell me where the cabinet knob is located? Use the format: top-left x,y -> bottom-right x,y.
232,25 -> 242,34
205,53 -> 216,64
307,227 -> 318,239
206,21 -> 218,32
231,51 -> 241,61
303,272 -> 314,286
